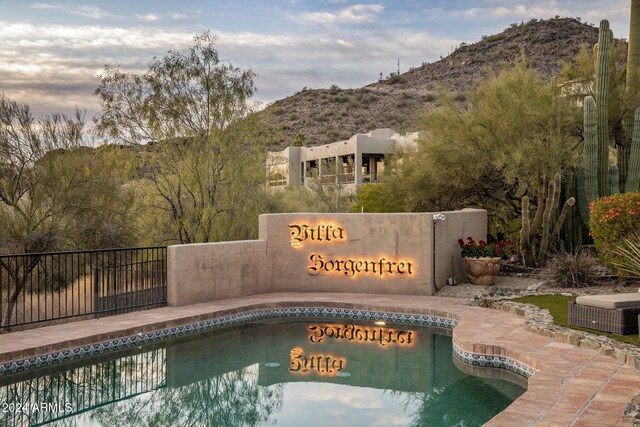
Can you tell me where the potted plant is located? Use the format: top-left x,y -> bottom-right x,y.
457,237 -> 510,286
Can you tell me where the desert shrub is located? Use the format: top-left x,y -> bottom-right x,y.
424,93 -> 436,102
315,112 -> 329,122
606,233 -> 640,278
491,216 -> 521,258
354,116 -> 367,125
291,133 -> 305,147
385,74 -> 405,85
327,130 -> 340,140
545,249 -> 599,287
589,192 -> 640,272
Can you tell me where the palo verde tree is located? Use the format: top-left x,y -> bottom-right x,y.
358,57 -> 578,219
95,32 -> 269,244
0,95 -> 135,329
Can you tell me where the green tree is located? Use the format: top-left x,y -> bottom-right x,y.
95,32 -> 269,243
90,367 -> 284,427
292,132 -> 306,147
269,157 -> 355,213
358,57 -> 578,223
0,95 -> 136,329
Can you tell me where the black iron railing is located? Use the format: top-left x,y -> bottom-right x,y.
0,247 -> 167,331
0,347 -> 166,426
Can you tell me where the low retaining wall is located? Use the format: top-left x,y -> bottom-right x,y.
168,240 -> 268,306
168,209 -> 486,306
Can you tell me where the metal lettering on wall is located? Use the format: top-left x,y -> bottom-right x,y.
288,347 -> 346,376
307,323 -> 415,348
289,224 -> 346,247
307,254 -> 413,277
288,222 -> 415,277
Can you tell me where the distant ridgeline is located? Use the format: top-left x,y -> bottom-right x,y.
259,18 -> 599,148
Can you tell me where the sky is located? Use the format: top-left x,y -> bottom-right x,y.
0,0 -> 633,118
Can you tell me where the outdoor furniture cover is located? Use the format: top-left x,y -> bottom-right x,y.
568,293 -> 640,335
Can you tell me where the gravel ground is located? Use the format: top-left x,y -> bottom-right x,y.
435,273 -> 640,299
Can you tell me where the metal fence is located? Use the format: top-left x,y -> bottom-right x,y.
0,347 -> 166,427
0,247 -> 167,331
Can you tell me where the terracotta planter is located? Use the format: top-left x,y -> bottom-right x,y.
464,257 -> 502,286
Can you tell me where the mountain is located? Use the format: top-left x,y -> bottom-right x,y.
259,17 -> 601,149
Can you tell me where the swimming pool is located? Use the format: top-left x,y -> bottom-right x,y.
0,317 -> 526,427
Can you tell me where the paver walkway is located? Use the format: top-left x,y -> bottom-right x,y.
1,292 -> 639,426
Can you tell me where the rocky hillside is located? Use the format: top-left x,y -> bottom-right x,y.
260,18 -> 601,149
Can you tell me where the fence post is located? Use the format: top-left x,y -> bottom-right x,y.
94,268 -> 100,318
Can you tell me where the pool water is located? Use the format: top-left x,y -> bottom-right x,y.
1,319 -> 526,427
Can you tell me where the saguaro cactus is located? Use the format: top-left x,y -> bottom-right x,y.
520,173 -> 575,267
581,19 -> 640,216
583,96 -> 599,202
628,108 -> 640,190
595,20 -> 613,197
622,0 -> 640,190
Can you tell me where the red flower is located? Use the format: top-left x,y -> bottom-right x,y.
457,239 -> 464,245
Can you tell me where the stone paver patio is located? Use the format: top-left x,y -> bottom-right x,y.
1,292 -> 639,426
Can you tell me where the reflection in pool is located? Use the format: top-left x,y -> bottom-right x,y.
0,320 -> 526,427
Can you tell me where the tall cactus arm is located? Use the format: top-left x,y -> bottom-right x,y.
627,107 -> 640,192
521,196 -> 531,249
553,173 -> 562,210
530,174 -> 546,236
537,179 -> 557,266
609,164 -> 619,194
621,2 -> 640,191
576,168 -> 590,224
520,196 -> 537,267
550,198 -> 576,246
584,96 -> 599,202
596,20 -> 612,195
628,0 -> 640,92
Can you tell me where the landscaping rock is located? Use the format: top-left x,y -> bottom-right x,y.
615,280 -> 636,289
527,280 -> 552,292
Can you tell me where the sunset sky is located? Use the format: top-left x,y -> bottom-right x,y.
0,1 -> 632,118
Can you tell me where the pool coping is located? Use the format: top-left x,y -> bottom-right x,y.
1,292 -> 639,426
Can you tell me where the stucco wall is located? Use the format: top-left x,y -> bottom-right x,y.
167,209 -> 486,306
167,240 -> 267,306
259,210 -> 485,296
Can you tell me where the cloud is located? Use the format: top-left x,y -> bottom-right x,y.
0,21 -> 195,116
446,0 -> 628,23
299,4 -> 384,25
169,12 -> 189,20
71,5 -> 110,19
136,13 -> 161,23
369,415 -> 413,427
286,383 -> 386,409
30,2 -> 110,19
0,18 -> 459,117
30,2 -> 63,10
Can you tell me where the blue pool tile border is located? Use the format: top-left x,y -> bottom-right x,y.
452,346 -> 535,378
0,307 -> 534,379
